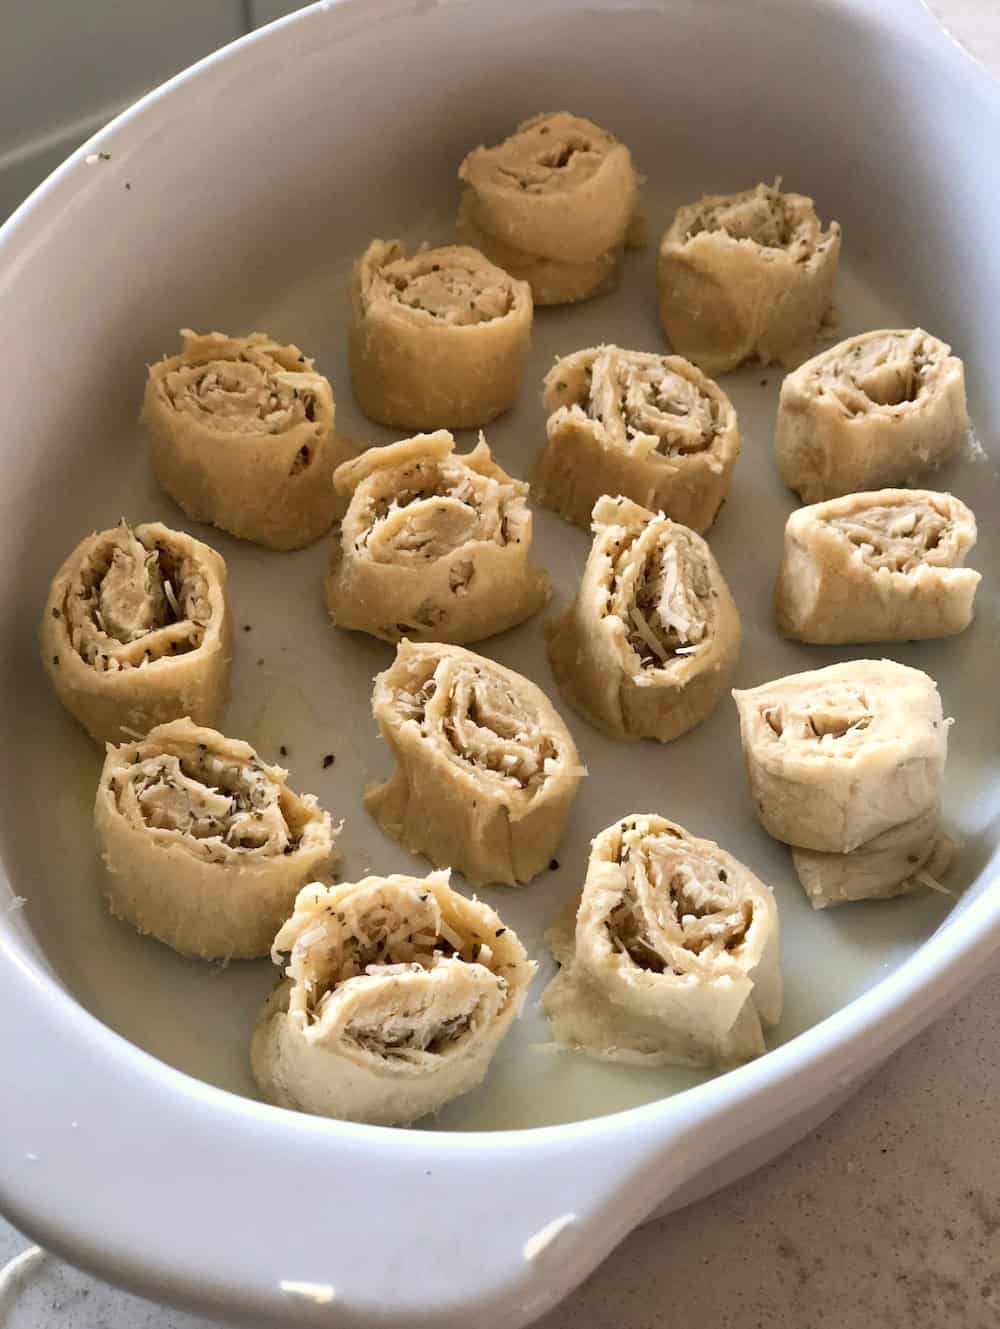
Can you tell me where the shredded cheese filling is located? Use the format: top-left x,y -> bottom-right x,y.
62,523 -> 211,672
609,823 -> 753,972
281,883 -> 511,1060
372,251 -> 515,326
588,348 -> 720,458
111,738 -> 306,860
164,343 -> 320,436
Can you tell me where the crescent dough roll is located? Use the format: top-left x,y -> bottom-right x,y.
776,329 -> 968,502
366,640 -> 585,885
542,814 -> 782,1068
41,521 -> 230,745
349,240 -> 533,430
656,182 -> 841,374
457,111 -> 641,306
791,807 -> 956,909
776,489 -> 981,643
326,431 -> 547,644
143,329 -> 353,550
251,871 -> 534,1125
535,346 -> 741,533
733,659 -> 948,854
95,718 -> 336,959
547,496 -> 740,742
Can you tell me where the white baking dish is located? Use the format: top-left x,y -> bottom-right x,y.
0,0 -> 997,1323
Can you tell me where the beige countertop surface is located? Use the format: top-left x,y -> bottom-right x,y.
1,3 -> 997,1326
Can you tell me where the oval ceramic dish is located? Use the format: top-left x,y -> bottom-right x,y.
0,1 -> 998,1325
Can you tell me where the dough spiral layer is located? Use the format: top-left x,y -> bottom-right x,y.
535,345 -> 740,533
326,431 -> 547,644
776,488 -> 980,643
776,329 -> 968,502
542,814 -> 782,1068
143,330 -> 351,550
656,181 -> 840,374
733,659 -> 947,854
546,496 -> 740,742
349,240 -> 533,429
95,718 -> 336,958
41,521 -> 230,744
457,112 -> 641,305
251,870 -> 534,1125
366,640 -> 584,885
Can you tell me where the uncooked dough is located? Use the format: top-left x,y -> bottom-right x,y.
775,488 -> 980,643
775,329 -> 968,502
95,718 -> 336,959
534,345 -> 740,533
143,329 -> 353,550
366,640 -> 585,885
326,431 -> 547,644
251,870 -> 534,1125
349,240 -> 533,429
656,181 -> 840,374
41,521 -> 230,745
542,813 -> 782,1068
458,112 -> 642,305
546,495 -> 740,742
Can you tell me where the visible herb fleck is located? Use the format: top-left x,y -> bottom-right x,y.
52,655 -> 59,666
98,151 -> 111,161
718,869 -> 728,882
495,927 -> 507,937
322,753 -> 335,768
51,607 -> 60,618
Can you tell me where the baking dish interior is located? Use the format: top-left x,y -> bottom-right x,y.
0,0 -> 998,1137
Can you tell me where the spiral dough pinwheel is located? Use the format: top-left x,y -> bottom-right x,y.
41,521 -> 230,745
251,871 -> 534,1125
657,181 -> 840,374
366,641 -> 585,885
733,660 -> 953,907
535,345 -> 740,533
775,329 -> 968,502
547,496 -> 740,742
143,330 -> 353,550
326,431 -> 547,645
349,240 -> 533,430
542,814 -> 782,1068
457,112 -> 642,306
95,719 -> 336,958
776,489 -> 981,643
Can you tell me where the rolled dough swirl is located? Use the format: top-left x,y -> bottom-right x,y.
546,495 -> 740,742
349,240 -> 533,429
542,814 -> 782,1068
366,640 -> 584,885
41,521 -> 230,744
657,181 -> 840,374
535,345 -> 740,533
95,718 -> 336,958
251,870 -> 534,1125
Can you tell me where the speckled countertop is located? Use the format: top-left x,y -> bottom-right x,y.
1,4 -> 998,1327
